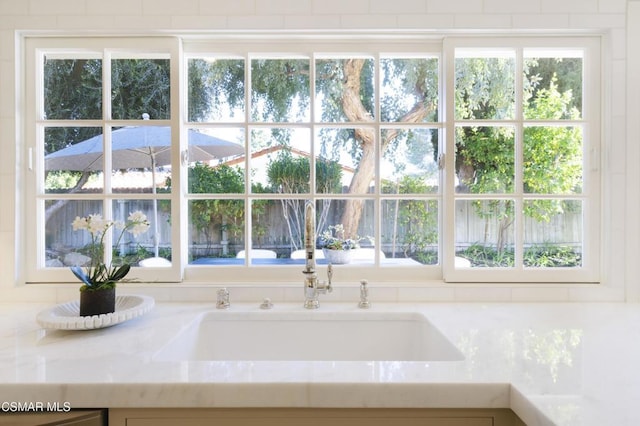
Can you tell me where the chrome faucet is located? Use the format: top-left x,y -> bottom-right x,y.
303,200 -> 333,309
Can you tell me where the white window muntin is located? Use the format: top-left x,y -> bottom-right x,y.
25,37 -> 183,284
442,37 -> 600,283
23,35 -> 600,285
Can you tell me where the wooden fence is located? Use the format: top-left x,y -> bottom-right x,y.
45,198 -> 582,261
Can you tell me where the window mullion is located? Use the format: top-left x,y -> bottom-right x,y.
514,47 -> 525,271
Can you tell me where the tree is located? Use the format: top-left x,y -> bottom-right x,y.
164,163 -> 245,256
455,56 -> 583,254
194,57 -> 439,238
266,150 -> 343,250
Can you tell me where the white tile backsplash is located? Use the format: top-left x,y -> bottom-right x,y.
256,0 -> 313,15
511,13 -> 570,29
142,0 -> 199,16
0,0 -> 28,15
427,0 -> 483,14
369,0 -> 427,15
541,0 -> 599,14
484,0 -> 541,14
86,0 -> 143,16
199,0 -> 256,16
28,0 -> 86,15
454,13 -> 512,28
312,0 -> 370,15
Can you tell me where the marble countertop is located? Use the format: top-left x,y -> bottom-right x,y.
0,300 -> 638,426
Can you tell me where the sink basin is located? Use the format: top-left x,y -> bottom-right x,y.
155,310 -> 463,362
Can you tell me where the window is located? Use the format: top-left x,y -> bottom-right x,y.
443,38 -> 600,282
23,34 -> 600,285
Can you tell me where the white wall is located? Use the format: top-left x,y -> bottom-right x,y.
0,0 -> 631,303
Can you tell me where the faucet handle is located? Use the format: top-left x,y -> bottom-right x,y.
216,287 -> 230,309
327,264 -> 333,288
358,279 -> 370,309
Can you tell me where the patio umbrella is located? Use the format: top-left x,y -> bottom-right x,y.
45,125 -> 244,259
45,126 -> 244,172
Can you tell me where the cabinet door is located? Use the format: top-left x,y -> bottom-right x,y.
110,408 -> 519,426
127,418 -> 492,426
0,409 -> 105,425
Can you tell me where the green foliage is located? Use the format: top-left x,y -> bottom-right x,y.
315,59 -> 375,122
44,58 -> 172,156
188,58 -> 245,122
524,57 -> 582,116
458,243 -> 581,268
44,170 -> 84,191
523,244 -> 582,267
187,164 -> 245,247
456,126 -> 515,193
43,58 -> 103,120
457,244 -> 515,268
455,57 -> 584,257
251,59 -> 310,122
266,150 -> 343,194
381,58 -> 439,122
111,59 -> 170,120
266,150 -> 343,250
455,57 -> 515,120
267,152 -> 310,193
382,176 -> 438,263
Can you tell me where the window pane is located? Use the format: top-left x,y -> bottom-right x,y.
187,127 -> 244,176
187,162 -> 245,194
315,128 -> 372,194
381,128 -> 439,194
44,199 -> 103,268
188,58 -> 245,122
112,199 -> 171,265
524,200 -> 582,268
251,58 -> 310,122
381,199 -> 438,265
455,126 -> 515,194
251,128 -> 311,194
252,198 -> 304,262
455,53 -> 515,120
111,58 -> 170,120
380,57 -> 438,122
317,199 -> 376,265
455,199 -> 515,268
315,58 -> 375,122
110,126 -> 173,193
44,58 -> 102,120
44,127 -> 104,194
524,53 -> 583,120
188,199 -> 245,262
524,126 -> 583,194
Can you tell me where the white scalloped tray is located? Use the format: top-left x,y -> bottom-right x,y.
36,294 -> 155,330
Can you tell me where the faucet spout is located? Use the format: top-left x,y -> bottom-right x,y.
303,200 -> 332,309
304,200 -> 316,273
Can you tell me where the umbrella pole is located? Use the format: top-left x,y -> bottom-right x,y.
151,153 -> 160,258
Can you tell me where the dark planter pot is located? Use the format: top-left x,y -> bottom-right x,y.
79,288 -> 116,317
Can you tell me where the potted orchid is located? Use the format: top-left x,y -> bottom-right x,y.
71,211 -> 150,316
318,224 -> 361,264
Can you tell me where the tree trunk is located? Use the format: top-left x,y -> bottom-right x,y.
44,171 -> 91,224
338,59 -> 435,238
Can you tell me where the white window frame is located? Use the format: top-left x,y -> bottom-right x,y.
24,36 -> 184,284
22,33 -> 602,285
443,37 -> 601,283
